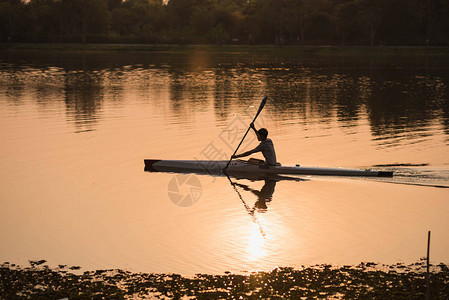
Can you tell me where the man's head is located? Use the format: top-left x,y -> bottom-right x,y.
257,128 -> 268,141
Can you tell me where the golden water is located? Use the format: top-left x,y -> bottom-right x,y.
1,50 -> 448,274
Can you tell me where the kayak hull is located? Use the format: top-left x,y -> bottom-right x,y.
144,159 -> 393,177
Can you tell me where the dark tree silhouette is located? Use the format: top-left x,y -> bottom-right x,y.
1,0 -> 448,45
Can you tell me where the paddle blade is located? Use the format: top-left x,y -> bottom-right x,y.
253,96 -> 268,121
258,96 -> 268,113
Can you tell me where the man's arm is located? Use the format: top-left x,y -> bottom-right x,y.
231,123 -> 260,159
232,147 -> 258,159
250,122 -> 259,136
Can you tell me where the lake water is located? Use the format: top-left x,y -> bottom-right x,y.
1,49 -> 448,275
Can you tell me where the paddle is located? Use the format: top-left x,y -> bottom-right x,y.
223,96 -> 268,171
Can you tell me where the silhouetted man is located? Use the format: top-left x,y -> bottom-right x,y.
231,122 -> 277,165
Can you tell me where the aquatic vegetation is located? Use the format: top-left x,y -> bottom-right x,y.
1,260 -> 448,299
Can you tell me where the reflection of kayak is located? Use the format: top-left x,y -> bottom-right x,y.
144,159 -> 393,177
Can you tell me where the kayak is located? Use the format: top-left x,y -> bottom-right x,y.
144,159 -> 393,177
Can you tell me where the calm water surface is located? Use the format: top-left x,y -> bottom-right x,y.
1,50 -> 449,275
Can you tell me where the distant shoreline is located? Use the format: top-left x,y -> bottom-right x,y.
2,43 -> 449,56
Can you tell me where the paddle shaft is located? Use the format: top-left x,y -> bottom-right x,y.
224,96 -> 267,171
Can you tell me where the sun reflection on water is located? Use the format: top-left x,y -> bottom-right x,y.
246,223 -> 267,261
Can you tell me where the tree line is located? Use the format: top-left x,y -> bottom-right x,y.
1,0 -> 448,45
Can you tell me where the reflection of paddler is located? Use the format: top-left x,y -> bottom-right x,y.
234,178 -> 276,213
